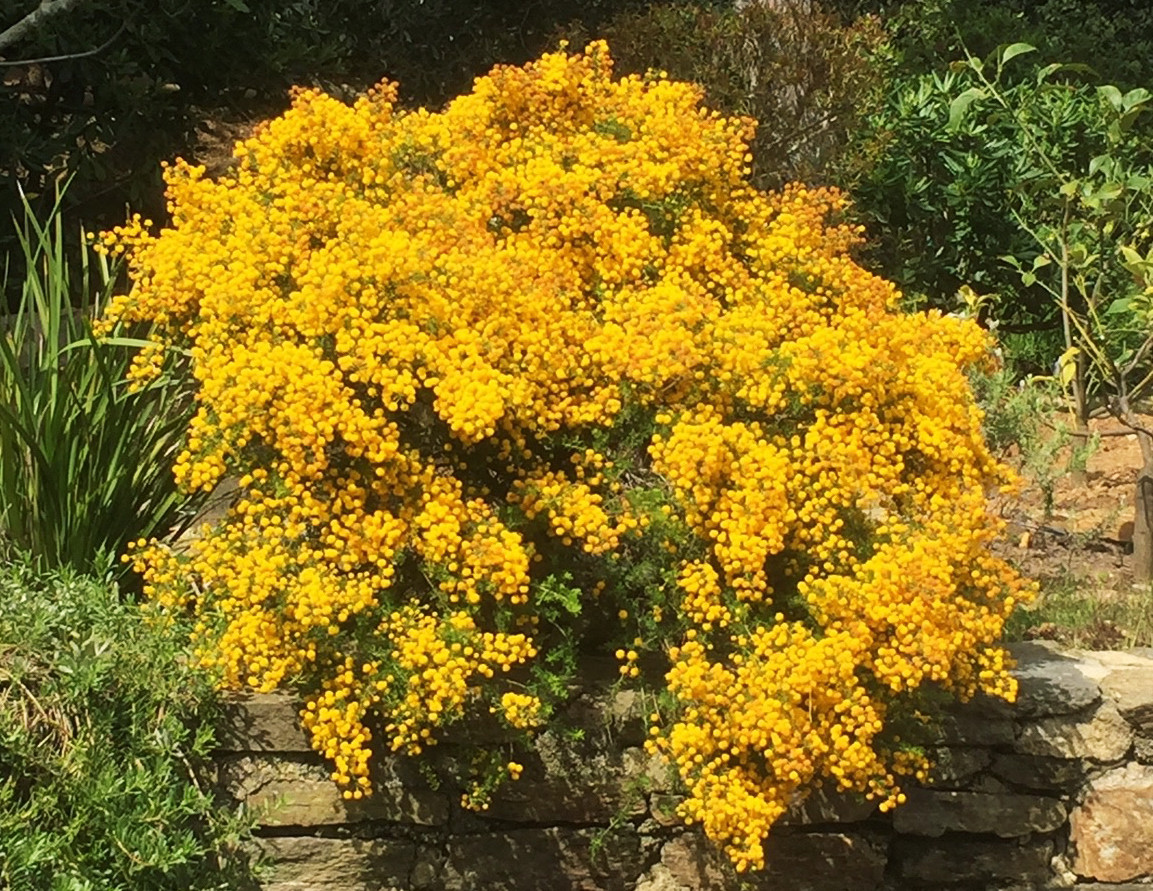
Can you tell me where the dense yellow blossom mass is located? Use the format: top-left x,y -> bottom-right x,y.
103,43 -> 1031,871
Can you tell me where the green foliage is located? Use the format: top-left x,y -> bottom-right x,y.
0,187 -> 203,580
841,44 -> 1153,381
561,0 -> 887,188
0,557 -> 258,890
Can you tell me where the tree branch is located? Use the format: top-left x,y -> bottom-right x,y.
0,0 -> 93,56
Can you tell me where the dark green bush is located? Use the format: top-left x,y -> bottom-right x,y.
827,0 -> 1153,90
0,0 -> 645,269
0,558 -> 258,890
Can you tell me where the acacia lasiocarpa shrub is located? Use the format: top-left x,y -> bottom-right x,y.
99,43 -> 1033,872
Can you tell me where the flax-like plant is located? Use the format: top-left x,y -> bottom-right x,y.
0,188 -> 203,581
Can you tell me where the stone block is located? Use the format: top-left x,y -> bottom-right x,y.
924,746 -> 992,788
749,832 -> 887,891
656,833 -> 731,891
892,788 -> 1066,838
1015,701 -> 1133,762
440,826 -> 646,891
218,693 -> 312,752
479,743 -> 650,824
1009,642 -> 1102,718
990,753 -> 1088,793
933,705 -> 1016,747
218,755 -> 449,827
1101,666 -> 1153,733
249,836 -> 414,891
894,837 -> 1053,886
1070,762 -> 1153,882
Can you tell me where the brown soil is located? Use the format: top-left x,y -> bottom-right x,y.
996,414 -> 1152,646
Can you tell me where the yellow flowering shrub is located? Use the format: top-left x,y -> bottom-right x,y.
101,43 -> 1032,872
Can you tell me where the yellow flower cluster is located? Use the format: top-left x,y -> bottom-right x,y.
104,43 -> 1030,871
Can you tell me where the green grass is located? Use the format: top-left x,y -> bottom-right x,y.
1006,569 -> 1153,649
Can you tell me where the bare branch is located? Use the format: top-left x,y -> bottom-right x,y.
0,0 -> 93,56
0,20 -> 125,66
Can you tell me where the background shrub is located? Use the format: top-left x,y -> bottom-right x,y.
560,0 -> 887,189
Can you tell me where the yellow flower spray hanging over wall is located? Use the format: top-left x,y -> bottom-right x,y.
101,42 -> 1032,872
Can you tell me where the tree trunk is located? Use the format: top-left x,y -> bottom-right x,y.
1133,429 -> 1153,584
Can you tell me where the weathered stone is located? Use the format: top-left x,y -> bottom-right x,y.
1070,762 -> 1153,882
634,863 -> 691,891
658,834 -> 731,891
925,746 -> 992,788
622,746 -> 677,793
218,693 -> 312,752
1135,736 -> 1153,764
218,756 -> 449,827
249,836 -> 414,891
650,793 -> 682,826
749,833 -> 887,891
1078,649 -> 1153,676
781,784 -> 877,825
892,788 -> 1066,837
894,837 -> 1054,886
440,826 -> 645,891
1015,701 -> 1133,761
1101,666 -> 1153,732
1009,642 -> 1102,718
655,830 -> 886,891
990,753 -> 1088,792
409,848 -> 444,891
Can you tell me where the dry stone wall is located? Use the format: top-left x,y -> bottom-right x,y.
216,643 -> 1153,890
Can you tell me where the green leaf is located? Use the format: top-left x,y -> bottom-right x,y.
1106,297 -> 1133,315
222,0 -> 251,9
947,87 -> 986,131
1036,62 -> 1065,83
1123,88 -> 1151,111
1000,43 -> 1036,65
1099,84 -> 1124,111
1088,155 -> 1114,178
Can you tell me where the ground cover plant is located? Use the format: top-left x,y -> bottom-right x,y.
0,557 -> 257,890
104,43 -> 1033,872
